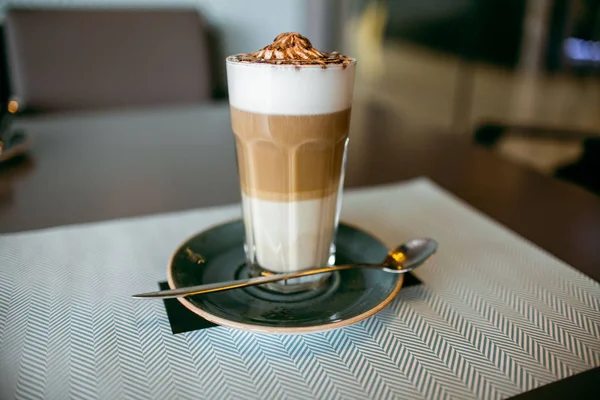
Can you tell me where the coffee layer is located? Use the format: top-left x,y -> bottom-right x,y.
231,107 -> 351,202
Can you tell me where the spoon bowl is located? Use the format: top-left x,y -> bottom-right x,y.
383,238 -> 439,273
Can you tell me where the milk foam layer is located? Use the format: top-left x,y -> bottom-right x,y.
226,61 -> 355,115
242,193 -> 339,273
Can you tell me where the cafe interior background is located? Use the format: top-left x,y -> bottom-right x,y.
0,1 -> 599,399
0,0 -> 600,197
1,0 -> 599,195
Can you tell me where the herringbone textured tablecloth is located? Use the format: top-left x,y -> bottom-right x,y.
1,178 -> 599,400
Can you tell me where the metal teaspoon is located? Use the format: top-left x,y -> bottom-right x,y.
132,238 -> 438,299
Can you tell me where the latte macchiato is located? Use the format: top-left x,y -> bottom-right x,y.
226,33 -> 356,284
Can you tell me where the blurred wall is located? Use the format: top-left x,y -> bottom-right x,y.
0,0 -> 336,56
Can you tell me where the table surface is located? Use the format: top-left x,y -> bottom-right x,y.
1,101 -> 600,398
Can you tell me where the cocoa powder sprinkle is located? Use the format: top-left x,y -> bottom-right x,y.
227,32 -> 353,67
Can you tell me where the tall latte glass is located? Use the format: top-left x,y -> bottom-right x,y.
226,33 -> 356,292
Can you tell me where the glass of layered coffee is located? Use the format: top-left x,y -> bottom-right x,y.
226,33 -> 356,293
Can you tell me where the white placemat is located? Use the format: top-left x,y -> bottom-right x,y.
1,178 -> 599,400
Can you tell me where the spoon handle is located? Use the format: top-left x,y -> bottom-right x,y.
132,264 -> 379,299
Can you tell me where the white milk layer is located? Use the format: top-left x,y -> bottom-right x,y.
242,193 -> 340,273
226,60 -> 356,115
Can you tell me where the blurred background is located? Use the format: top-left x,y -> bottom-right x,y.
1,0 -> 599,193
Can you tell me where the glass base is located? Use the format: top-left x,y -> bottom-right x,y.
248,264 -> 332,293
246,243 -> 337,294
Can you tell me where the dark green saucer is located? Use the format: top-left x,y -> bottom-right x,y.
168,220 -> 403,334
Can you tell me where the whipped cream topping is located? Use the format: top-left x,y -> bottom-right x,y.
228,32 -> 353,67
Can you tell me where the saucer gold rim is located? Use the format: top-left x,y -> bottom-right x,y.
167,220 -> 404,334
